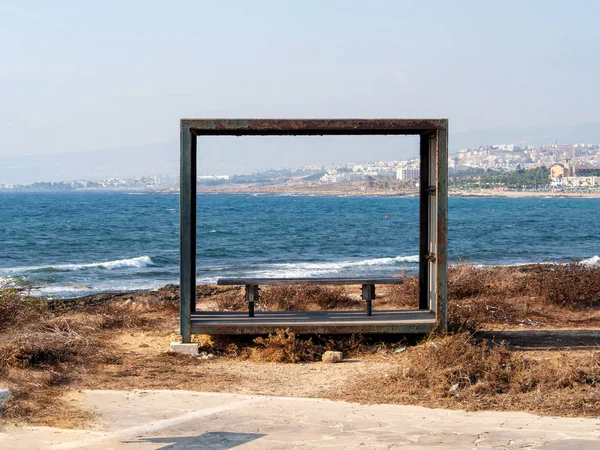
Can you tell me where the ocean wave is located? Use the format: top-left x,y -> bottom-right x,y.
250,255 -> 419,278
1,256 -> 156,274
46,256 -> 155,271
30,281 -> 169,298
467,256 -> 600,269
581,255 -> 600,266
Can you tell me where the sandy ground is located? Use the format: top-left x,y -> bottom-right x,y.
2,390 -> 600,449
77,330 -> 396,399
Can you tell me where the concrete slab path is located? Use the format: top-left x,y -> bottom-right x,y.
1,390 -> 599,449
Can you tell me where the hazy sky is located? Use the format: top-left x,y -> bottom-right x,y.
2,1 -> 599,165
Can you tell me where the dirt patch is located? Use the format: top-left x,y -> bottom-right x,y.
75,328 -> 395,400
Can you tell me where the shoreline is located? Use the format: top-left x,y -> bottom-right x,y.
24,258 -> 600,303
2,185 -> 599,197
450,189 -> 600,198
39,261 -> 588,305
197,185 -> 600,198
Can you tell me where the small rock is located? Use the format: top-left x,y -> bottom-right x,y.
169,342 -> 199,356
322,351 -> 343,363
449,383 -> 460,397
0,388 -> 10,410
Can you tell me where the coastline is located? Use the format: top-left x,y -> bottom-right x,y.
196,184 -> 600,198
40,261 -> 589,305
450,189 -> 600,198
3,184 -> 599,198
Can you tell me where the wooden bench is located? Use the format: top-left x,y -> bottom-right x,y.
216,277 -> 404,317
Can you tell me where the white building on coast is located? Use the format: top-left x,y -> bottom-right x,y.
396,168 -> 420,181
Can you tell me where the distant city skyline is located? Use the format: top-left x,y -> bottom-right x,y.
3,140 -> 599,189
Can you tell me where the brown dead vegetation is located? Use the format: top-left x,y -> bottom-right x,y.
1,264 -> 600,425
0,284 -> 180,426
448,264 -> 600,330
332,333 -> 600,417
368,263 -> 600,331
210,285 -> 360,312
259,285 -> 359,311
251,329 -> 317,363
244,329 -> 382,363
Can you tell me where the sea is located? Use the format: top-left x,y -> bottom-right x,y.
0,192 -> 598,298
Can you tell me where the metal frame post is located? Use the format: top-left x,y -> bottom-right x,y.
436,128 -> 448,332
418,133 -> 431,310
180,125 -> 196,343
418,130 -> 448,332
361,284 -> 375,316
245,284 -> 259,317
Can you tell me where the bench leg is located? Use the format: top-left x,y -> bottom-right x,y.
362,284 -> 375,316
245,284 -> 259,317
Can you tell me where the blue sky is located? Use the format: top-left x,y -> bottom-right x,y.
1,1 -> 599,168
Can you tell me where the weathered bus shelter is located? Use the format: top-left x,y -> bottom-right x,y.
179,119 -> 448,343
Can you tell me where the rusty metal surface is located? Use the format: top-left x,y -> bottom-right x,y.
191,323 -> 434,335
182,118 -> 447,136
436,128 -> 449,333
217,277 -> 404,286
179,124 -> 196,343
190,310 -> 436,335
418,133 -> 431,310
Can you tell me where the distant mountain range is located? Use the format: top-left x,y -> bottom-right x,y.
451,122 -> 600,150
1,143 -> 179,185
2,122 -> 599,184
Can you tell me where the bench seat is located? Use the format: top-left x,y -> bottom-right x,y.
216,277 -> 403,317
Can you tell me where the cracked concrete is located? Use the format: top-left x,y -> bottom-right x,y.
1,390 -> 599,449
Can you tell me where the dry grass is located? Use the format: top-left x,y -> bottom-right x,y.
0,283 -> 49,331
189,327 -> 404,366
259,285 -> 360,311
378,263 -> 600,332
534,263 -> 600,308
0,286 -> 180,426
203,265 -> 600,325
2,264 -> 600,425
213,289 -> 247,311
193,329 -> 381,363
207,285 -> 360,312
250,329 -> 317,363
381,276 -> 419,309
447,263 -> 600,307
445,264 -> 600,331
332,333 -> 600,417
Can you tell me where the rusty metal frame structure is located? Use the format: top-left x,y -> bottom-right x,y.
180,119 -> 448,342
